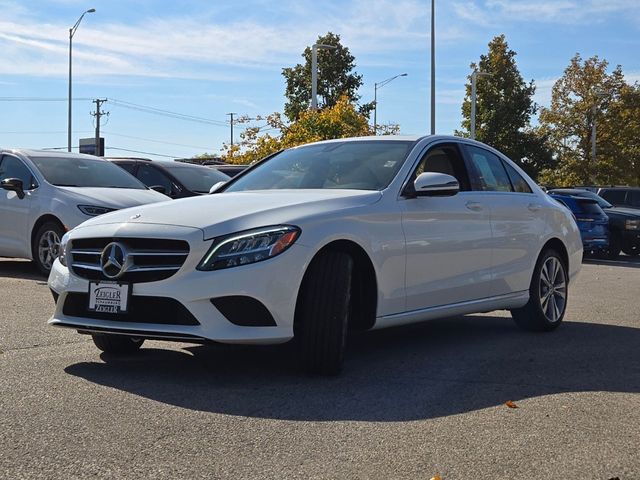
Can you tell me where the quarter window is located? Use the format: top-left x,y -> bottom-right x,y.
466,146 -> 512,192
502,161 -> 532,193
0,155 -> 37,190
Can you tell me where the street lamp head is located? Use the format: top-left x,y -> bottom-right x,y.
314,43 -> 337,51
87,8 -> 96,13
400,73 -> 408,77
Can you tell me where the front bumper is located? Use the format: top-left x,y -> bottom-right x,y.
48,239 -> 312,345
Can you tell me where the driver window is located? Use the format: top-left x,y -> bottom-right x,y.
137,164 -> 173,195
0,155 -> 37,190
413,144 -> 471,191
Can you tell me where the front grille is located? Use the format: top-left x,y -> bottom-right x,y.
69,237 -> 189,283
63,292 -> 200,326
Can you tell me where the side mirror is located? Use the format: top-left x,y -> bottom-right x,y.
1,178 -> 25,199
209,181 -> 226,194
413,172 -> 459,197
150,185 -> 167,194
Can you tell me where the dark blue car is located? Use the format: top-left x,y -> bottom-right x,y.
549,193 -> 609,255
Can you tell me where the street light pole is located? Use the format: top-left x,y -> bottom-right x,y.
311,43 -> 337,110
373,73 -> 408,135
68,8 -> 95,153
470,69 -> 490,140
430,0 -> 435,134
590,90 -> 607,167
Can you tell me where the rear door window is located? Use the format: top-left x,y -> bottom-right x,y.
464,146 -> 512,192
502,161 -> 532,193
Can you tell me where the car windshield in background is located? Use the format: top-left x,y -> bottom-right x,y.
165,165 -> 229,193
32,156 -> 146,189
224,140 -> 415,192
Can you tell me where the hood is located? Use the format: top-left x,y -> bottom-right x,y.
77,189 -> 382,238
604,206 -> 640,220
58,186 -> 170,209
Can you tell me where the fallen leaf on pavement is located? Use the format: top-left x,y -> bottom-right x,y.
505,400 -> 518,409
430,476 -> 441,480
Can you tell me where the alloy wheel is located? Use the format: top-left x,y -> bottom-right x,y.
38,230 -> 61,271
539,256 -> 566,323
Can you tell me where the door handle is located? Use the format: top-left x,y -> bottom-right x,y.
465,201 -> 483,211
528,203 -> 542,212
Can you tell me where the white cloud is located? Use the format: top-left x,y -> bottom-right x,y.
0,0 -> 465,80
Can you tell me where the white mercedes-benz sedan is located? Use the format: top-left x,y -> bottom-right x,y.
48,136 -> 582,374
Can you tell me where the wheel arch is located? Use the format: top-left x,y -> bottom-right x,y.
30,214 -> 65,259
294,239 -> 378,332
541,237 -> 569,279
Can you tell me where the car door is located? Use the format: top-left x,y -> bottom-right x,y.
400,142 -> 493,311
0,154 -> 38,257
462,145 -> 543,296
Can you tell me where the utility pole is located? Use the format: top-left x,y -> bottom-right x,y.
430,0 -> 435,135
227,113 -> 236,148
91,98 -> 108,156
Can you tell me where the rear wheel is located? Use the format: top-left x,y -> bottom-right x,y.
622,244 -> 640,256
295,251 -> 353,375
91,334 -> 144,354
32,221 -> 65,275
511,249 -> 567,332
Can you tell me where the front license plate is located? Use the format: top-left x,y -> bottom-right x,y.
88,282 -> 131,314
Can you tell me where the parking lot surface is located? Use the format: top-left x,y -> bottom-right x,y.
1,257 -> 639,479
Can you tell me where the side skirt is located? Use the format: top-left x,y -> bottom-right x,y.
373,291 -> 529,330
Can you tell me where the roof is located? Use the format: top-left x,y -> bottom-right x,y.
3,148 -> 102,159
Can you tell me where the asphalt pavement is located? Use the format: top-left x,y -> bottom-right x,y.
0,256 -> 638,479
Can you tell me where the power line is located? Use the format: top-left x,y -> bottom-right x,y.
105,147 -> 177,158
0,97 -> 93,102
102,130 -> 213,150
108,98 -> 230,127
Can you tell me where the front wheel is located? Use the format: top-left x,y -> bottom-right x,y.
32,221 -> 65,275
92,334 -> 144,354
622,244 -> 640,257
511,249 -> 568,332
295,251 -> 353,375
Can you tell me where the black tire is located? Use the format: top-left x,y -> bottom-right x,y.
511,249 -> 568,332
32,221 -> 65,275
91,334 -> 144,354
295,251 -> 353,375
605,233 -> 621,259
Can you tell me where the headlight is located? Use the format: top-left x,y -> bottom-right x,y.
625,219 -> 640,230
58,232 -> 70,267
197,226 -> 301,271
77,205 -> 116,216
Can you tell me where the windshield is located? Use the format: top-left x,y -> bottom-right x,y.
224,140 -> 415,192
32,156 -> 146,189
166,165 -> 229,193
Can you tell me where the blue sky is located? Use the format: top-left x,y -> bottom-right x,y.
1,0 -> 639,160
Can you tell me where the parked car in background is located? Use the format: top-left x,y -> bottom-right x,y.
49,136 -> 582,374
549,189 -> 640,257
597,187 -> 640,210
106,158 -> 230,198
549,193 -> 609,255
0,149 -> 169,274
206,163 -> 248,178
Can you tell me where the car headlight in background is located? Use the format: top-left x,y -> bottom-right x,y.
58,232 -> 70,267
77,205 -> 116,216
625,219 -> 640,230
197,225 -> 301,271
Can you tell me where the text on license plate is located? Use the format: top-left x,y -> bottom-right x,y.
88,282 -> 130,314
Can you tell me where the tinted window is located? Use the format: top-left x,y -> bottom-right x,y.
165,165 -> 229,193
466,146 -> 512,192
502,161 -> 532,193
631,191 -> 640,207
601,190 -> 626,205
31,156 -> 146,189
225,141 -> 414,192
576,199 -> 604,215
0,155 -> 37,190
137,164 -> 173,194
114,161 -> 136,174
414,144 -> 471,191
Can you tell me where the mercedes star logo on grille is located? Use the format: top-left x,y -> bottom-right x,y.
100,242 -> 131,279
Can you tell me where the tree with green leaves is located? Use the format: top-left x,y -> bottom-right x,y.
222,96 -> 372,164
282,32 -> 373,122
538,54 -> 638,186
458,35 -> 552,178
